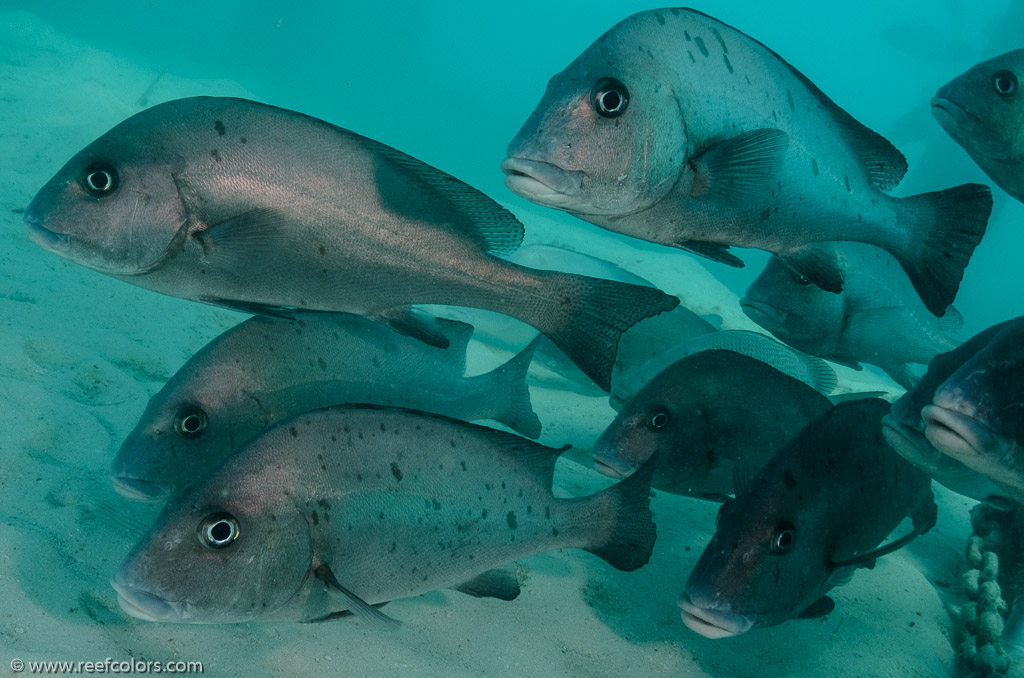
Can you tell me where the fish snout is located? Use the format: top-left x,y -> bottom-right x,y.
23,211 -> 71,254
921,404 -> 1007,464
111,475 -> 173,502
677,590 -> 755,639
500,157 -> 583,206
590,450 -> 639,479
110,573 -> 186,622
930,95 -> 977,134
739,297 -> 787,328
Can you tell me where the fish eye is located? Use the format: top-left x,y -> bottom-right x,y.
649,410 -> 670,430
591,78 -> 630,118
769,521 -> 796,554
198,512 -> 240,549
993,70 -> 1018,98
81,163 -> 118,196
999,359 -> 1013,372
796,275 -> 812,286
174,406 -> 208,438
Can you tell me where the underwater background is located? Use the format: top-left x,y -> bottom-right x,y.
0,0 -> 1021,676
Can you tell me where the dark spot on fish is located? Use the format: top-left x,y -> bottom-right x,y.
481,508 -> 488,519
311,510 -> 319,525
318,358 -> 327,371
711,27 -> 728,53
811,158 -> 819,177
460,460 -> 467,472
391,462 -> 403,481
240,136 -> 247,144
786,90 -> 795,112
723,54 -> 733,74
432,499 -> 441,511
501,481 -> 506,489
783,470 -> 796,490
845,175 -> 852,192
527,505 -> 532,514
210,149 -> 221,162
507,511 -> 517,529
11,208 -> 24,214
688,51 -> 696,63
545,507 -> 551,519
214,120 -> 226,136
655,12 -> 665,25
318,499 -> 331,510
684,30 -> 691,41
318,245 -> 325,255
289,427 -> 298,437
552,527 -> 559,537
694,37 -> 709,58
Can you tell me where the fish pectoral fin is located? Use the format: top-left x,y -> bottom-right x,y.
826,391 -> 888,405
198,297 -> 297,319
450,568 -> 521,601
373,307 -> 451,349
689,128 -> 789,202
314,563 -> 401,628
780,247 -> 844,294
674,241 -> 745,268
731,461 -> 758,496
200,207 -> 295,270
827,524 -> 927,571
797,596 -> 836,619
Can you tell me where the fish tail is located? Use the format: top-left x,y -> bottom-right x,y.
531,274 -> 679,391
896,183 -> 992,315
582,453 -> 658,572
472,335 -> 542,439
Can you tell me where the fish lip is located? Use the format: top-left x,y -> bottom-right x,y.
921,404 -> 1007,461
24,217 -> 71,253
739,298 -> 787,326
677,594 -> 755,639
110,576 -> 186,622
500,157 -> 583,206
591,452 -> 638,479
111,476 -> 172,503
931,96 -> 977,133
881,415 -> 941,463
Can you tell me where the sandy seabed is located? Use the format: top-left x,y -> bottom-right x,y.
0,10 -> 1007,678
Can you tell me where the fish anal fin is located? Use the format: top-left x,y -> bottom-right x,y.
450,568 -> 521,601
674,240 -> 746,268
315,563 -> 400,627
689,128 -> 789,202
797,596 -> 836,619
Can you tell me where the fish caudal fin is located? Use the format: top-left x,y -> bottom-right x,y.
584,453 -> 658,572
899,183 -> 992,315
473,336 -> 542,439
535,276 -> 679,391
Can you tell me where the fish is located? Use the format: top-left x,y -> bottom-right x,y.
892,317 -> 1024,504
610,329 -> 836,409
111,406 -> 658,623
933,50 -> 1024,203
502,7 -> 991,315
741,242 -> 961,388
678,398 -> 936,638
22,96 -> 679,391
591,350 -> 831,502
111,312 -> 541,503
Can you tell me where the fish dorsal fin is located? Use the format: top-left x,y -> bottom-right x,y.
368,139 -> 524,255
797,596 -> 836,619
314,562 -> 400,627
682,9 -> 908,191
450,568 -> 521,601
689,128 -> 790,203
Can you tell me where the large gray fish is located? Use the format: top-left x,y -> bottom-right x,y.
502,8 -> 992,315
742,242 -> 961,388
678,399 -> 935,638
111,406 -> 656,623
23,96 -> 679,390
933,50 -> 1024,203
891,317 -> 1024,504
591,350 -> 831,502
111,312 -> 541,503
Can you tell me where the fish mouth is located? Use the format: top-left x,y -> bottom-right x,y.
921,404 -> 1009,462
591,452 -> 639,479
739,298 -> 787,326
111,576 -> 186,622
677,594 -> 755,639
500,157 -> 583,207
24,217 -> 71,254
931,96 -> 977,134
881,415 -> 942,465
111,476 -> 173,503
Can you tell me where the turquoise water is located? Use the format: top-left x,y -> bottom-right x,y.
0,1 -> 1021,676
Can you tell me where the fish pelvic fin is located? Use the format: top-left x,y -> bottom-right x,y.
470,335 -> 542,439
583,452 -> 658,572
373,307 -> 451,349
450,568 -> 521,601
689,128 -> 790,202
530,274 -> 679,391
673,241 -> 746,268
797,596 -> 836,619
780,246 -> 844,294
895,183 -> 992,315
314,562 -> 401,628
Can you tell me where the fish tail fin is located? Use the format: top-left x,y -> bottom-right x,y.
583,453 -> 658,572
473,336 -> 542,439
897,183 -> 992,315
532,274 -> 679,391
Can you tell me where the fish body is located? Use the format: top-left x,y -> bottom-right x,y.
742,242 -> 960,387
503,8 -> 991,315
933,49 -> 1024,203
592,350 -> 831,501
112,313 -> 541,502
112,406 -> 657,623
892,317 -> 1024,504
23,96 -> 678,390
679,399 -> 935,637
